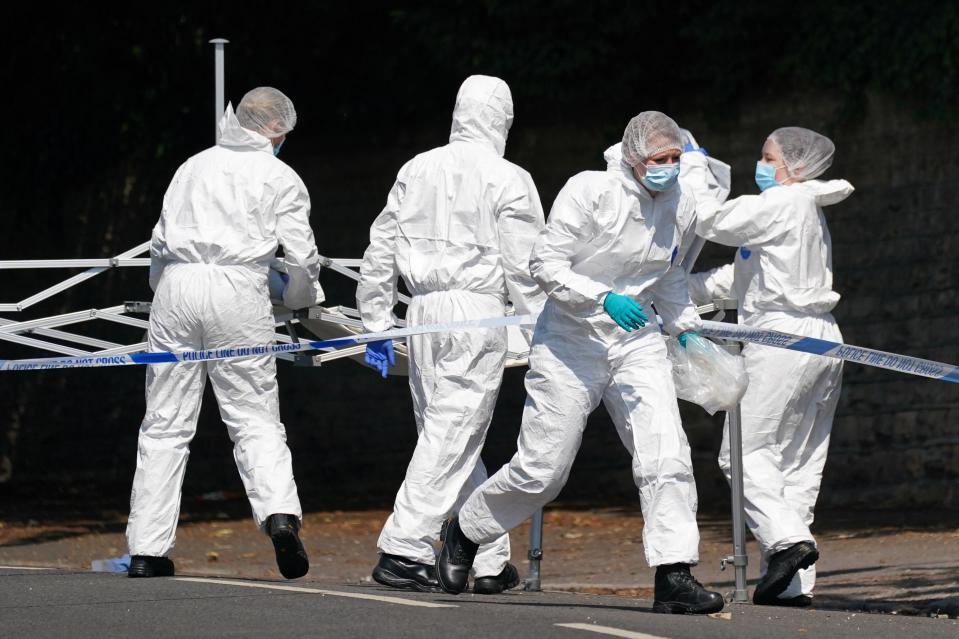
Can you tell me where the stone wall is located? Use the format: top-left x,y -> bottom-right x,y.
814,96 -> 959,508
281,91 -> 959,512
4,93 -> 957,515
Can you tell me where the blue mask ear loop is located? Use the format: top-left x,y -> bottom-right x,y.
272,140 -> 285,156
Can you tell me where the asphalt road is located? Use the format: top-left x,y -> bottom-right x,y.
1,566 -> 955,639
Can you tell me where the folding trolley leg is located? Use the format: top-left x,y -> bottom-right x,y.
524,508 -> 544,592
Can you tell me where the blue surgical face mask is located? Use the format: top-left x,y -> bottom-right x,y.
641,163 -> 680,192
272,140 -> 285,157
755,161 -> 781,192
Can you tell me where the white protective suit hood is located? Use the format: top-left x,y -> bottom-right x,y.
449,76 -> 513,157
602,142 -> 653,197
794,179 -> 855,208
604,142 -> 627,170
216,103 -> 274,153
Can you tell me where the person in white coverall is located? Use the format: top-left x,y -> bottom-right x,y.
356,75 -> 547,594
436,111 -> 724,615
687,127 -> 852,607
126,87 -> 323,580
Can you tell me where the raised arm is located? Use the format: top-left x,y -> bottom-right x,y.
694,191 -> 793,248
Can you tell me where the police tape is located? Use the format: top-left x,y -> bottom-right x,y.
700,320 -> 959,384
0,313 -> 538,372
3,313 -> 957,384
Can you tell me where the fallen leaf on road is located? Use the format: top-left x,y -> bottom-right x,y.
708,612 -> 732,620
212,529 -> 234,538
206,551 -> 219,562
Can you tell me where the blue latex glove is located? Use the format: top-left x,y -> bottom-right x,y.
364,340 -> 396,379
677,331 -> 701,348
267,270 -> 290,301
682,142 -> 709,156
603,292 -> 649,332
91,554 -> 131,573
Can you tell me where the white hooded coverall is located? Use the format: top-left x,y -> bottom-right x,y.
689,178 -> 853,597
127,106 -> 323,557
458,144 -> 704,568
356,75 -> 547,578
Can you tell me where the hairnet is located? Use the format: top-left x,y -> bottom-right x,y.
768,127 -> 835,181
236,87 -> 297,139
621,112 -> 683,167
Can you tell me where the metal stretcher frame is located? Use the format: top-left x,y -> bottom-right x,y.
0,244 -> 386,366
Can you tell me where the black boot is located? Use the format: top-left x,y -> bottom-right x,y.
372,553 -> 440,592
266,513 -> 309,580
774,595 -> 813,608
653,564 -> 724,614
473,562 -> 520,595
753,542 -> 818,605
128,555 -> 175,578
435,517 -> 479,594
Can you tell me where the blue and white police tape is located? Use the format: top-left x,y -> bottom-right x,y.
700,320 -> 959,384
0,313 -> 538,372
4,312 -> 957,384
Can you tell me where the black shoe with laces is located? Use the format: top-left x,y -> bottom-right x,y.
435,517 -> 479,594
372,553 -> 440,592
128,555 -> 175,578
653,563 -> 725,614
266,513 -> 309,579
753,541 -> 819,605
473,562 -> 520,595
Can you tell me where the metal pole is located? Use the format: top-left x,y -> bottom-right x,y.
524,508 -> 544,591
720,304 -> 749,603
209,38 -> 229,142
680,212 -> 748,599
